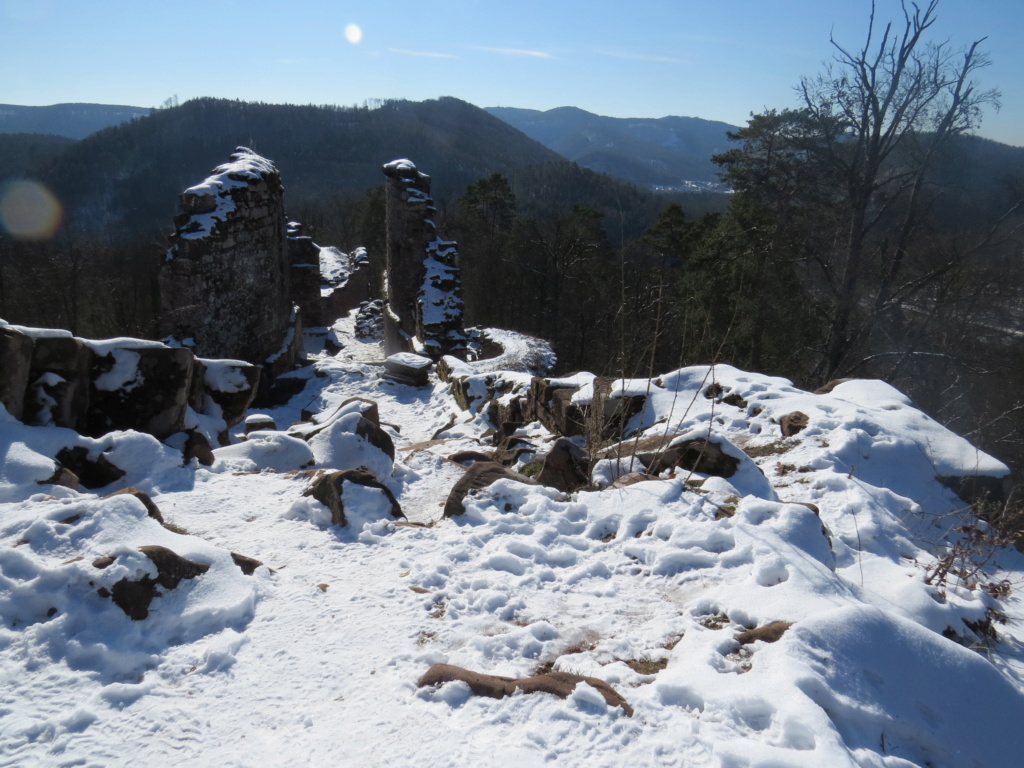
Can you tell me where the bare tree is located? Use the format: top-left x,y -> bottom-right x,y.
797,0 -> 1000,379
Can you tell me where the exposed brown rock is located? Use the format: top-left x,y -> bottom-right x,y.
202,359 -> 261,429
443,461 -> 538,517
87,345 -> 195,439
646,438 -> 740,478
536,438 -> 590,493
381,159 -> 467,359
230,552 -> 264,575
98,545 -> 211,620
814,378 -> 855,394
103,486 -> 164,523
39,465 -> 80,490
338,396 -> 381,427
447,450 -> 494,466
528,378 -> 586,437
305,468 -> 404,526
183,429 -> 216,465
417,663 -> 633,717
780,412 -> 809,437
383,353 -> 432,387
611,472 -> 651,489
736,621 -> 792,645
159,148 -> 295,367
244,415 -> 277,434
0,326 -> 33,420
25,335 -> 94,431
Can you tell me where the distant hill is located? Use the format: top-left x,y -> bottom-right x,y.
486,106 -> 739,189
5,97 -> 666,240
0,103 -> 151,139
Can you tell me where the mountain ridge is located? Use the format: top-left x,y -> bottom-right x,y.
486,105 -> 740,189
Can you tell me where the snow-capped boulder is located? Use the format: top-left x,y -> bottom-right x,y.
444,461 -> 539,518
303,468 -> 403,527
535,438 -> 590,493
212,431 -> 314,473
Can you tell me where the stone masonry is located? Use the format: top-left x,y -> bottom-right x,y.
382,159 -> 467,359
159,148 -> 301,369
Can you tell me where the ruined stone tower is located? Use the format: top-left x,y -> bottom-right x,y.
382,159 -> 467,359
159,148 -> 301,369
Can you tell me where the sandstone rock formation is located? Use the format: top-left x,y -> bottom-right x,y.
0,321 -> 259,443
304,468 -> 404,527
94,545 -> 210,621
382,159 -> 467,359
417,663 -> 633,716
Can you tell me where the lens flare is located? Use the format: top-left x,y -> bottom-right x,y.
0,179 -> 63,240
345,23 -> 363,45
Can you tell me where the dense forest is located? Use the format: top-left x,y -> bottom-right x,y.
1,8 -> 1023,486
0,96 -> 723,340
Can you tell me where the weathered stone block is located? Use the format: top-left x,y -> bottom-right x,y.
0,326 -> 34,420
25,335 -> 94,431
87,345 -> 195,439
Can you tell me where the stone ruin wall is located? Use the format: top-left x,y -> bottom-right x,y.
0,146 -> 381,446
382,159 -> 467,359
0,321 -> 260,443
287,223 -> 370,328
159,148 -> 302,373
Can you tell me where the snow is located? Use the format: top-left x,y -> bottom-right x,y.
318,245 -> 350,295
2,315 -> 1022,767
418,247 -> 463,327
82,336 -> 168,354
92,348 -> 142,392
201,357 -> 254,393
173,148 -> 277,242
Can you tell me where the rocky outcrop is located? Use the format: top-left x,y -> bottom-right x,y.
159,148 -> 303,375
536,438 -> 590,493
441,367 -> 646,443
383,353 -> 432,387
0,322 -> 259,443
382,159 -> 467,359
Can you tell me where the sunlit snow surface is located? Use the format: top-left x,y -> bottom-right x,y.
2,312 -> 1023,768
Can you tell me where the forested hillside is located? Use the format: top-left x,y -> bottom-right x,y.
0,102 -> 150,139
487,106 -> 737,189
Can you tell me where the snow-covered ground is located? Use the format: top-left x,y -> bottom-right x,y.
3,313 -> 1024,768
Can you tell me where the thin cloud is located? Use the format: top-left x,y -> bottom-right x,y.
469,45 -> 552,59
388,48 -> 458,59
595,49 -> 685,64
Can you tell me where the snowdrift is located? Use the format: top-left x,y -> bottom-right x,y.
2,315 -> 1022,768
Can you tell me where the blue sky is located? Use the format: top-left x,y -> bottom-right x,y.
2,0 -> 1021,146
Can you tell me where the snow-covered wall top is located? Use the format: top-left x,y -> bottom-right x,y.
158,148 -> 297,368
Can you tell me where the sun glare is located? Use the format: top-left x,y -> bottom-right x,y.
0,179 -> 62,240
344,24 -> 363,45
